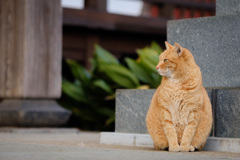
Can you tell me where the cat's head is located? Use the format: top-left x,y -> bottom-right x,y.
156,42 -> 195,79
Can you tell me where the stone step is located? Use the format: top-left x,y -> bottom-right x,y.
100,132 -> 240,153
115,89 -> 240,138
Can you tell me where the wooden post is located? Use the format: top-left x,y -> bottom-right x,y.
0,0 -> 71,126
0,0 -> 61,98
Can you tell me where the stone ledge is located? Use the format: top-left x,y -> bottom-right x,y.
100,132 -> 240,153
0,100 -> 71,127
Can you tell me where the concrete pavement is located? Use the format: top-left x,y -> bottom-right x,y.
0,128 -> 239,160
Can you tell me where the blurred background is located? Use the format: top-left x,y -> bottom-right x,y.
59,0 -> 216,131
62,0 -> 215,68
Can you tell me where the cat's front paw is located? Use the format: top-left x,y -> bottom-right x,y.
169,144 -> 180,152
180,145 -> 195,152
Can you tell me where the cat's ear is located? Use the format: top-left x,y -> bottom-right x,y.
165,41 -> 173,50
174,43 -> 184,56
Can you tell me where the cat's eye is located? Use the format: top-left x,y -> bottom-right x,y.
164,59 -> 168,63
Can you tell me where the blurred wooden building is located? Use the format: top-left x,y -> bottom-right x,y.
62,0 -> 215,68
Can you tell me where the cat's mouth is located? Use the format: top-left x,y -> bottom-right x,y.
157,69 -> 171,78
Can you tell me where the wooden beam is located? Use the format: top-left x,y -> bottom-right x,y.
63,8 -> 167,35
85,0 -> 107,11
143,0 -> 215,10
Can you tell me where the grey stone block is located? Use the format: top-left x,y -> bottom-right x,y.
115,89 -> 213,134
215,88 -> 240,138
115,89 -> 155,134
216,0 -> 240,16
0,100 -> 71,127
167,15 -> 240,88
206,89 -> 214,136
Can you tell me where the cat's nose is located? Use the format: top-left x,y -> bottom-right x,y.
156,65 -> 159,70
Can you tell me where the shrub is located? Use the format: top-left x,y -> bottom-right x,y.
58,42 -> 162,131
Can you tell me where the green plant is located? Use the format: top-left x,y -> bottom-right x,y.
59,42 -> 162,131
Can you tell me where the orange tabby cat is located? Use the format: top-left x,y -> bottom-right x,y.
146,42 -> 212,152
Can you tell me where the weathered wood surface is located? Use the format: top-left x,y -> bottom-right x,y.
0,0 -> 62,98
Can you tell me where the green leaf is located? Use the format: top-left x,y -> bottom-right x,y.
137,48 -> 159,72
137,48 -> 159,64
89,58 -> 97,73
139,57 -> 156,72
95,44 -> 119,65
105,94 -> 116,100
125,58 -> 153,84
150,41 -> 163,54
66,60 -> 91,84
135,46 -> 163,88
62,79 -> 89,104
99,63 -> 140,88
93,79 -> 113,94
96,107 -> 114,117
105,115 -> 115,126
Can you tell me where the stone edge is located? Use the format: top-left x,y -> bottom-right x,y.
100,132 -> 240,153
